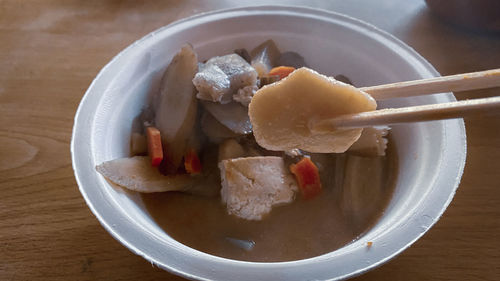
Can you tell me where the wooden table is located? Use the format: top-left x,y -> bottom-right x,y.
1,1 -> 499,280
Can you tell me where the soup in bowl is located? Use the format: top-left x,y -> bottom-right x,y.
71,6 -> 466,281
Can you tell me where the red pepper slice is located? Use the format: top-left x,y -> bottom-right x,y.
290,157 -> 322,199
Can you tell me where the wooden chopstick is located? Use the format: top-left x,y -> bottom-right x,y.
312,96 -> 500,130
360,68 -> 500,100
310,69 -> 500,130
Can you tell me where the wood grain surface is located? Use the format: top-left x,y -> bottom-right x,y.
1,1 -> 499,280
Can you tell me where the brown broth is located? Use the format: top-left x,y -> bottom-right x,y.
141,138 -> 398,262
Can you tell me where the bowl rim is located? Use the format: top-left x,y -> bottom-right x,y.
71,5 -> 467,281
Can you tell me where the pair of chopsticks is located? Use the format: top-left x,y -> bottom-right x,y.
315,69 -> 500,129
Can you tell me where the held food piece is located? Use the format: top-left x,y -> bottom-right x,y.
219,156 -> 298,220
193,54 -> 258,104
250,39 -> 280,77
155,44 -> 198,168
96,156 -> 197,193
249,67 -> 377,153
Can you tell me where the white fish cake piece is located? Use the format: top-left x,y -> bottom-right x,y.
249,67 -> 377,153
219,156 -> 298,220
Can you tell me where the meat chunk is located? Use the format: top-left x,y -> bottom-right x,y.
219,156 -> 298,220
193,64 -> 230,102
233,85 -> 258,107
193,54 -> 258,104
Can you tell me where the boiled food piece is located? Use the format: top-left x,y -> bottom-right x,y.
200,111 -> 239,143
250,39 -> 280,77
193,54 -> 258,104
218,139 -> 246,162
217,138 -> 264,162
201,101 -> 252,134
233,48 -> 251,63
348,126 -> 389,156
341,155 -> 386,229
96,156 -> 197,193
309,153 -> 337,190
219,156 -> 298,220
155,44 -> 199,168
277,51 -> 308,69
130,132 -> 147,155
249,67 -> 377,153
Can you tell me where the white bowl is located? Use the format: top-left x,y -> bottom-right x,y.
71,6 -> 466,281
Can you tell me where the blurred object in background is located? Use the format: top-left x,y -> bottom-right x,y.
425,0 -> 500,32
